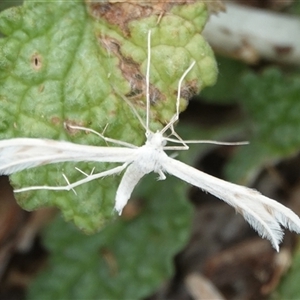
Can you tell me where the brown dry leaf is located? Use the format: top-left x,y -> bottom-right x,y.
86,0 -> 224,36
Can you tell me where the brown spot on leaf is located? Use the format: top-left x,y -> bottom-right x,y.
51,116 -> 61,126
99,35 -> 164,104
86,0 -> 198,36
31,53 -> 43,71
64,120 -> 87,135
179,79 -> 199,101
88,2 -> 152,36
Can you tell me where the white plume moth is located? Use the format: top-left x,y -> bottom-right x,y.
1,30 -> 300,252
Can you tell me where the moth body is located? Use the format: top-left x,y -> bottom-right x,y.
115,131 -> 169,214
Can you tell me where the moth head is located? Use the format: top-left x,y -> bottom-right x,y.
145,130 -> 167,147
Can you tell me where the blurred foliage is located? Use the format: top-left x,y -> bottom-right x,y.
203,56 -> 300,297
203,57 -> 300,183
287,0 -> 300,15
201,56 -> 247,104
28,174 -> 192,300
228,67 -> 300,183
274,244 -> 300,299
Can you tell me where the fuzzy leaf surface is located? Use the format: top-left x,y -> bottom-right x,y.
224,67 -> 300,183
0,0 -> 217,232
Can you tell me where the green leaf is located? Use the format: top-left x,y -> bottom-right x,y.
0,0 -> 217,232
28,174 -> 192,300
201,56 -> 247,104
226,68 -> 300,182
273,245 -> 300,299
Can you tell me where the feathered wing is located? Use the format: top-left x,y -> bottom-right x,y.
162,156 -> 300,251
115,163 -> 147,215
0,138 -> 135,175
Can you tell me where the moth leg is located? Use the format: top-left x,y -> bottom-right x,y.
75,166 -> 95,177
157,170 -> 166,180
15,163 -> 129,193
65,123 -> 137,149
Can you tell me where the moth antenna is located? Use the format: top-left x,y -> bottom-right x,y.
161,61 -> 196,134
112,89 -> 147,132
176,61 -> 196,120
146,29 -> 151,134
65,123 -> 137,149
